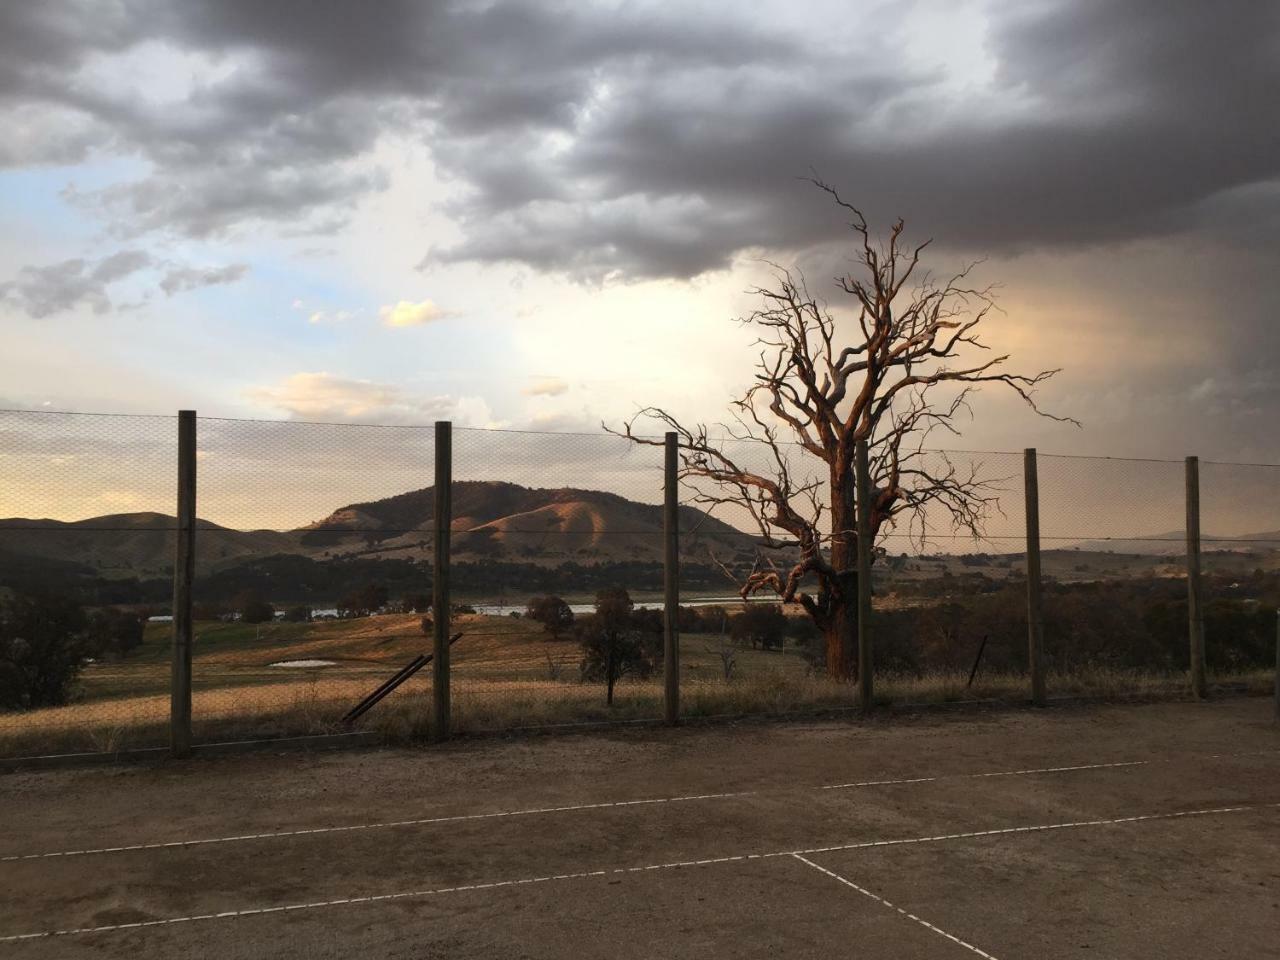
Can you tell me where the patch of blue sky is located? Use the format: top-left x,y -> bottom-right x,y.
243,256 -> 371,320
0,157 -> 148,247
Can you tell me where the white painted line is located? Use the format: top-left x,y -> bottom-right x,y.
7,746 -> 1278,863
3,802 -> 1274,943
0,790 -> 752,863
822,759 -> 1148,790
791,854 -> 999,958
788,803 -> 1280,856
820,748 -> 1280,791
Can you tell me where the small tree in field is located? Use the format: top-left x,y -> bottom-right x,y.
729,603 -> 787,651
613,180 -> 1071,680
525,595 -> 574,638
85,607 -> 145,660
0,592 -> 89,709
577,588 -> 658,705
282,604 -> 312,623
338,583 -> 389,618
235,590 -> 275,624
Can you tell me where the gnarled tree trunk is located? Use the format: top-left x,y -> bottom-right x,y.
823,460 -> 858,680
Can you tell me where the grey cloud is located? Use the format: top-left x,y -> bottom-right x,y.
0,250 -> 152,318
0,250 -> 249,316
0,1 -> 1275,278
158,262 -> 249,296
0,1 -> 795,243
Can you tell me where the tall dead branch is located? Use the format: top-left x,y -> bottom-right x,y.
610,180 -> 1075,679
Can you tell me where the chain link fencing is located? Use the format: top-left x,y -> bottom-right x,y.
0,411 -> 177,756
448,427 -> 666,731
1,409 -> 1277,759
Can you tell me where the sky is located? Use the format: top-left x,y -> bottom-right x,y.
0,1 -> 1278,532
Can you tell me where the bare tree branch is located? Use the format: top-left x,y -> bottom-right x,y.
608,181 -> 1077,678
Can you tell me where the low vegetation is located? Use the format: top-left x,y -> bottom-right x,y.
0,569 -> 1276,758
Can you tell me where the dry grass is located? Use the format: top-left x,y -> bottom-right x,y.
0,611 -> 1273,759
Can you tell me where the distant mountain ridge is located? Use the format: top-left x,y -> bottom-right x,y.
0,481 -> 755,575
0,513 -> 298,575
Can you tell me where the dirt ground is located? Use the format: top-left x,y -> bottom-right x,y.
1,699 -> 1277,958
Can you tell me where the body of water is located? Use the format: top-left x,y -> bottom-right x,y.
150,595 -> 765,623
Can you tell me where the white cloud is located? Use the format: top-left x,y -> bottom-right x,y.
244,371 -> 497,426
307,309 -> 357,325
523,377 -> 569,397
379,299 -> 456,327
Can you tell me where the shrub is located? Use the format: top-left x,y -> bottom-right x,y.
337,583 -> 389,618
0,591 -> 89,710
729,603 -> 787,650
576,587 -> 660,705
239,595 -> 276,624
85,607 -> 145,660
282,605 -> 312,623
525,595 -> 574,638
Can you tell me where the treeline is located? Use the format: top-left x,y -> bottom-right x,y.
0,552 -> 737,611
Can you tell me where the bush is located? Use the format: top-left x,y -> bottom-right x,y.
85,607 -> 145,660
0,592 -> 90,710
729,603 -> 787,650
576,587 -> 660,705
193,601 -> 230,621
526,595 -> 574,638
337,583 -> 389,618
239,596 -> 276,624
282,605 -> 312,623
678,604 -> 727,634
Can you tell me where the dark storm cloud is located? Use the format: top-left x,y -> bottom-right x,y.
0,0 -> 1276,277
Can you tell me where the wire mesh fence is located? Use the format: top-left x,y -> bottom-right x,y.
448,427 -> 667,730
0,411 -> 178,756
1,408 -> 1277,759
188,416 -> 439,745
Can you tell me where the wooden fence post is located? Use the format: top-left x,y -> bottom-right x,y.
856,439 -> 873,712
663,432 -> 680,725
1025,448 -> 1046,706
1186,455 -> 1207,699
170,410 -> 196,758
433,421 -> 452,739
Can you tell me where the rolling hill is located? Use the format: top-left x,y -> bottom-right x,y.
0,482 -> 757,575
299,481 -> 755,563
0,513 -> 297,576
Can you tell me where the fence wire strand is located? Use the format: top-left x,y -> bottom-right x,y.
1,409 -> 1277,758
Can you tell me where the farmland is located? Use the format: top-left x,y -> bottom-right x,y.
2,609 -> 1272,761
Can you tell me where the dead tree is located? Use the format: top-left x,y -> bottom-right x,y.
611,180 -> 1074,680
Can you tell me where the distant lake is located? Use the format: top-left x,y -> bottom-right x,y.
149,594 -> 768,623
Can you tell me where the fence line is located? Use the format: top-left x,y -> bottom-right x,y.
0,408 -> 1278,760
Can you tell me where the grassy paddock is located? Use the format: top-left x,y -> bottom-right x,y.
1,611 -> 1274,758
